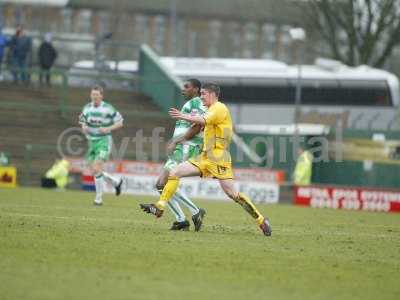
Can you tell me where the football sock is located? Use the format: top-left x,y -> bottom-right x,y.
234,192 -> 264,225
168,197 -> 187,222
156,176 -> 180,209
94,173 -> 104,203
103,171 -> 119,187
175,189 -> 200,216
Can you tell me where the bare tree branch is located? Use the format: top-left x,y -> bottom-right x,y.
302,0 -> 400,68
310,0 -> 347,62
374,19 -> 400,67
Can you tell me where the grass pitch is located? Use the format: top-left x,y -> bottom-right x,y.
0,187 -> 399,300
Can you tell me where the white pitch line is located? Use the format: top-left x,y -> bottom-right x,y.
0,203 -> 131,211
1,212 -> 147,224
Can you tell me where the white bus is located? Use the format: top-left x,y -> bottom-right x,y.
159,57 -> 399,129
160,57 -> 399,107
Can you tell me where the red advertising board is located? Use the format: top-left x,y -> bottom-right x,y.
294,185 -> 400,213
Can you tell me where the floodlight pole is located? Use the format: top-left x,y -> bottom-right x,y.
289,28 -> 306,180
294,45 -> 304,125
289,28 -> 306,127
170,0 -> 178,56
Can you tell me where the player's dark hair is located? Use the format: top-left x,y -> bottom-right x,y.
187,78 -> 202,95
91,85 -> 104,95
202,83 -> 220,98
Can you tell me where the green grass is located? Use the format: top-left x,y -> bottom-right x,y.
0,187 -> 399,300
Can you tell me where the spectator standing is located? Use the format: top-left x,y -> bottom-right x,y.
38,32 -> 57,86
9,25 -> 32,84
293,146 -> 313,186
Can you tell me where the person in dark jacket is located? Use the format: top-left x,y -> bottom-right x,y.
9,25 -> 32,84
38,32 -> 57,86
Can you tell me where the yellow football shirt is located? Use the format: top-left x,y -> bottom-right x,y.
203,101 -> 233,165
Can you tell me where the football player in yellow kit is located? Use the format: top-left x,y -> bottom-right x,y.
140,83 -> 272,236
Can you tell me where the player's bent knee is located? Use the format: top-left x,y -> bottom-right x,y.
91,161 -> 103,175
221,186 -> 235,199
219,181 -> 238,200
155,181 -> 165,191
169,168 -> 179,178
93,166 -> 102,174
226,190 -> 237,200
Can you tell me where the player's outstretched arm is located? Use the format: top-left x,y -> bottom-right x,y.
78,113 -> 89,133
167,124 -> 202,154
183,124 -> 202,140
174,124 -> 202,144
81,124 -> 89,134
169,108 -> 205,126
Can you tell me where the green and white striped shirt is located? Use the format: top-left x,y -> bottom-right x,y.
173,97 -> 207,146
79,101 -> 123,140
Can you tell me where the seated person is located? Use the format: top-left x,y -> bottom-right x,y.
41,159 -> 70,189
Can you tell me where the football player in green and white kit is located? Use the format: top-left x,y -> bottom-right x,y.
156,79 -> 207,231
79,85 -> 123,206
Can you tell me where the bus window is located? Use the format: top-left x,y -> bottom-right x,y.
220,83 -> 392,106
